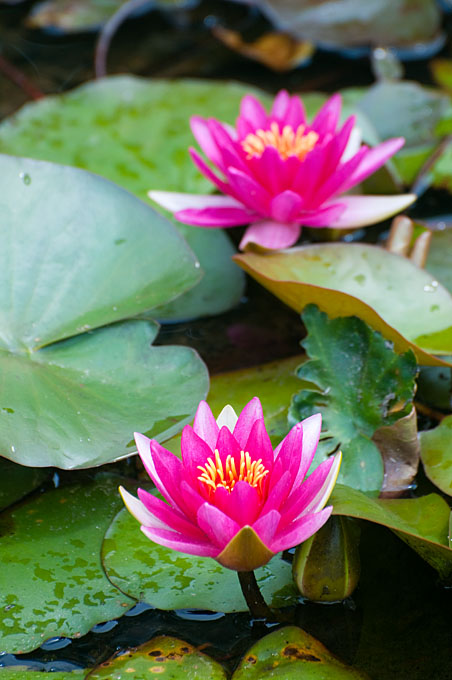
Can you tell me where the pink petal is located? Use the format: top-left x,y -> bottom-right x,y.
269,506 -> 332,553
176,205 -> 259,227
197,502 -> 241,549
149,190 -> 243,213
181,425 -> 216,483
137,488 -> 206,539
244,419 -> 274,473
321,115 -> 356,174
120,486 -> 170,530
247,147 -> 300,195
239,220 -> 301,250
260,470 -> 293,515
215,425 -> 242,463
326,194 -> 416,229
342,137 -> 405,191
290,145 -> 327,205
279,456 -> 337,528
134,433 -> 183,510
299,203 -> 346,227
218,480 -> 262,525
180,479 -> 206,517
190,116 -> 225,169
237,94 -> 268,136
298,452 -> 342,516
189,148 -> 229,193
252,509 -> 281,547
270,89 -> 291,121
341,126 -> 362,162
311,93 -> 342,137
312,146 -> 367,206
285,95 -> 307,129
226,167 -> 272,214
232,396 -> 263,449
270,190 -> 303,222
193,400 -> 219,451
291,413 -> 322,489
141,526 -> 219,558
209,119 -> 242,165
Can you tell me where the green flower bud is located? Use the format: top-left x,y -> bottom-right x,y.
292,516 -> 361,602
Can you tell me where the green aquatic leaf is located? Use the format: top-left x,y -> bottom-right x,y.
0,459 -> 48,511
289,306 -> 417,494
0,77 -> 255,320
102,508 -> 298,613
0,475 -> 136,654
420,415 -> 452,496
234,243 -> 452,365
87,636 -> 227,679
232,626 -> 369,679
0,672 -> 85,679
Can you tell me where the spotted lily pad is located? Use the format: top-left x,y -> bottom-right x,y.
331,484 -> 452,580
420,415 -> 452,496
102,508 -> 298,613
232,626 -> 369,679
234,244 -> 452,365
0,475 -> 136,654
0,672 -> 85,679
0,154 -> 208,468
0,76 -> 254,321
87,635 -> 227,679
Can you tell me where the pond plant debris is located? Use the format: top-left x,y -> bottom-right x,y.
150,89 -> 416,250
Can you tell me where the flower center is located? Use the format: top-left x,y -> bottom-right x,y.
197,449 -> 269,495
241,122 -> 319,161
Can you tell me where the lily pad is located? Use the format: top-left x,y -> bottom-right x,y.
0,459 -> 48,511
289,306 -> 417,494
232,626 -> 369,679
0,76 -> 253,320
87,636 -> 227,679
331,484 -> 452,580
0,475 -> 136,654
234,244 -> 452,365
425,226 -> 452,294
102,508 -> 298,613
0,672 -> 85,679
420,415 -> 452,496
0,155 -> 208,468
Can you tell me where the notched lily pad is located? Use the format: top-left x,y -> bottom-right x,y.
232,626 -> 369,679
234,244 -> 452,365
420,415 -> 452,496
102,508 -> 298,613
87,635 -> 227,679
0,475 -> 136,654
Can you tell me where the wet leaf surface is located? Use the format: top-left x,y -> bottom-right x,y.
289,306 -> 417,494
0,475 -> 136,654
232,626 -> 369,679
234,244 -> 452,365
102,508 -> 298,613
425,226 -> 452,294
0,154 -> 208,468
0,77 -> 255,321
420,415 -> 452,496
0,671 -> 85,679
331,484 -> 452,580
0,459 -> 49,512
87,635 -> 227,679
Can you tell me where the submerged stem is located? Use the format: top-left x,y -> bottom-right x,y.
237,570 -> 274,620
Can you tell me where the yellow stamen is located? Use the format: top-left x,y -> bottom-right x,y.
197,449 -> 269,495
241,122 -> 319,161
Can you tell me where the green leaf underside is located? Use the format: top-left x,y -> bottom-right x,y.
289,306 -> 417,494
86,636 -> 227,679
0,458 -> 49,511
0,77 -> 254,320
0,154 -> 208,468
232,626 -> 369,679
102,508 -> 298,613
420,415 -> 452,496
0,475 -> 136,655
331,484 -> 452,580
233,243 -> 452,364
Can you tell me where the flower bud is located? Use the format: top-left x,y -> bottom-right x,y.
292,516 -> 360,602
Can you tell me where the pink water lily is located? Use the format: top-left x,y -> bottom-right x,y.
149,90 -> 415,250
120,398 -> 341,571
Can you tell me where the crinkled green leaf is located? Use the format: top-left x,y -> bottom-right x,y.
0,77 -> 253,320
331,484 -> 452,580
232,626 -> 369,679
0,475 -> 136,654
289,306 -> 417,494
420,415 -> 452,496
87,635 -> 227,679
102,508 -> 298,613
0,154 -> 208,468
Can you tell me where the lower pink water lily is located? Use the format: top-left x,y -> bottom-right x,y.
149,90 -> 415,250
120,398 -> 341,572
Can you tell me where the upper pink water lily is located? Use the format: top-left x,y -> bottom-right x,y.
149,90 -> 416,250
120,397 -> 341,572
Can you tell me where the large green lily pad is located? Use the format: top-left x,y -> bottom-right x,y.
87,636 -> 227,679
425,227 -> 452,294
102,508 -> 298,613
289,306 -> 417,494
0,77 -> 254,320
0,475 -> 136,654
0,459 -> 48,511
420,416 -> 452,496
0,672 -> 85,679
234,244 -> 452,365
331,484 -> 452,580
0,154 -> 208,468
232,626 -> 369,679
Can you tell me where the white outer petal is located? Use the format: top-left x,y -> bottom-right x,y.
216,404 -> 238,432
300,452 -> 342,516
148,191 -> 242,213
327,194 -> 416,229
341,126 -> 362,162
119,486 -> 170,530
